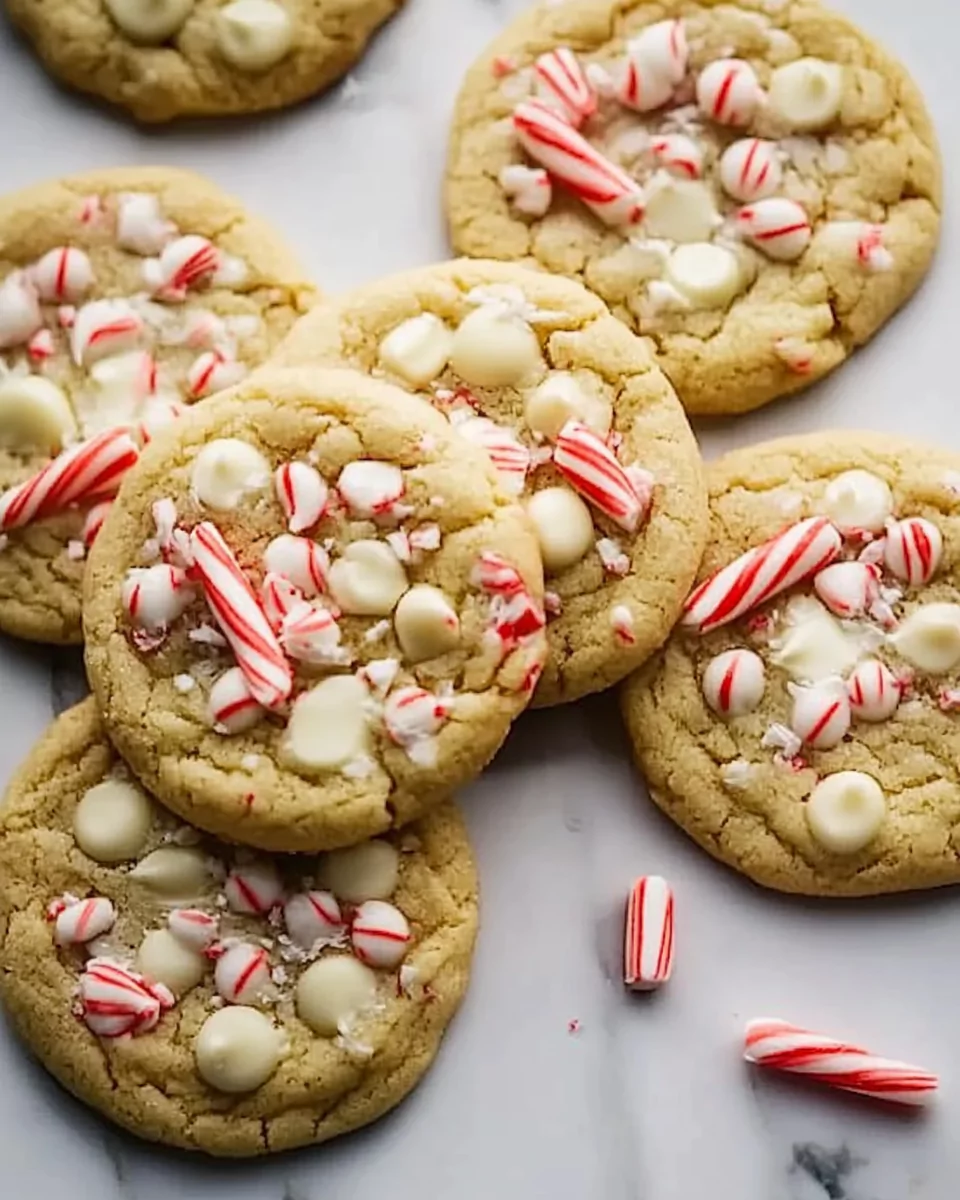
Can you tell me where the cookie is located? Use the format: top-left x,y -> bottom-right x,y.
445,0 -> 941,415
621,431 -> 960,897
270,259 -> 707,706
0,698 -> 477,1155
83,365 -> 547,852
0,166 -> 317,645
7,0 -> 404,122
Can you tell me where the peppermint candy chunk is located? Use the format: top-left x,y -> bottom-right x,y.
472,551 -> 525,595
0,271 -> 42,349
533,47 -> 597,126
618,19 -> 688,112
71,299 -> 144,365
337,460 -> 405,519
79,958 -> 174,1038
54,895 -> 116,945
650,134 -> 703,179
186,351 -> 246,399
284,891 -> 343,948
383,686 -> 451,764
214,942 -> 274,1005
883,517 -> 942,585
499,165 -> 553,217
701,649 -> 765,716
813,561 -> 880,619
168,908 -> 219,951
554,420 -> 646,532
116,193 -> 176,255
696,58 -> 764,126
260,572 -> 305,632
82,501 -> 112,549
32,247 -> 94,303
224,862 -> 284,915
718,138 -> 781,201
263,534 -> 330,596
280,602 -> 345,664
455,415 -> 530,495
208,666 -> 265,734
275,462 -> 328,533
847,660 -> 901,723
145,235 -> 220,298
788,680 -> 851,749
624,875 -> 674,991
736,199 -> 811,261
122,563 -> 194,632
351,899 -> 411,969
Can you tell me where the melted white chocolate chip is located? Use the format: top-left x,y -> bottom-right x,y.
806,771 -> 886,854
129,846 -> 211,900
0,376 -> 76,452
770,596 -> 861,683
643,177 -> 721,243
74,779 -> 153,863
449,308 -> 542,387
191,438 -> 271,511
328,540 -> 408,616
890,604 -> 960,673
822,470 -> 893,534
378,314 -> 453,386
295,955 -> 377,1036
195,1006 -> 283,1093
525,486 -> 595,573
767,58 -> 843,132
216,0 -> 293,70
318,839 -> 399,903
137,929 -> 206,996
524,372 -> 610,440
393,584 -> 460,661
104,0 -> 195,43
281,676 -> 371,772
664,243 -> 742,310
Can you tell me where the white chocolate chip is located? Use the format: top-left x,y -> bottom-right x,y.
137,929 -> 206,996
73,779 -> 154,863
378,314 -> 453,387
195,1006 -> 283,1093
664,243 -> 742,310
822,470 -> 892,534
216,0 -> 293,70
104,0 -> 195,43
890,604 -> 960,673
643,176 -> 721,243
767,58 -> 842,132
280,676 -> 371,772
806,771 -> 885,854
393,584 -> 460,661
449,308 -> 542,388
525,486 -> 595,574
770,597 -> 861,683
0,376 -> 77,452
523,372 -> 611,440
318,839 -> 399,903
295,955 -> 377,1036
191,438 -> 271,510
328,540 -> 408,616
116,193 -> 175,255
129,847 -> 211,900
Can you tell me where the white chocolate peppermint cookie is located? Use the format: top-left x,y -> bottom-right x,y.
623,432 -> 960,897
84,367 -> 547,852
0,699 -> 478,1154
7,0 -> 404,121
0,166 -> 316,645
270,259 -> 707,707
445,1 -> 941,415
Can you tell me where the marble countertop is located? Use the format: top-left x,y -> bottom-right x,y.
0,1 -> 957,1197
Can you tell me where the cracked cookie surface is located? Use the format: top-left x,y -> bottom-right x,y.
271,259 -> 707,706
7,0 -> 404,122
445,0 -> 941,415
622,432 -> 960,896
0,699 -> 477,1156
0,166 -> 317,644
84,366 -> 546,852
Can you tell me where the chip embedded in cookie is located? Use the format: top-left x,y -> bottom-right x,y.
83,366 -> 547,852
622,432 -> 960,897
445,2 -> 941,415
0,167 -> 317,645
270,259 -> 708,706
0,699 -> 477,1155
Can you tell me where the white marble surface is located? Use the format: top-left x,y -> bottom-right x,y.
0,1 -> 957,1197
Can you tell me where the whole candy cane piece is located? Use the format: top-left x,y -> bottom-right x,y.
624,876 -> 674,991
554,420 -> 644,532
190,522 -> 293,709
513,100 -> 645,227
744,1018 -> 938,1106
533,48 -> 597,126
682,516 -> 842,633
0,429 -> 139,532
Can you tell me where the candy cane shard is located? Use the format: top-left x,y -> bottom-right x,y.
744,1019 -> 938,1107
624,876 -> 674,990
78,958 -> 174,1038
554,420 -> 645,532
189,522 -> 292,709
682,516 -> 842,633
0,428 -> 139,532
512,100 -> 645,227
533,48 -> 597,126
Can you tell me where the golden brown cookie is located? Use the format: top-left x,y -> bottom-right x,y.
7,0 -> 404,122
445,0 -> 941,415
270,259 -> 707,706
0,699 -> 477,1156
84,365 -> 546,853
0,166 -> 317,645
622,431 -> 960,896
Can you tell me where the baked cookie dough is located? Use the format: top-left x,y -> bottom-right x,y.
7,0 -> 404,122
0,699 -> 477,1156
271,259 -> 707,706
0,166 -> 317,645
84,366 -> 546,852
622,431 -> 960,896
445,0 -> 941,415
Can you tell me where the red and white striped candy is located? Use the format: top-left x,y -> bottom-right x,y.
53,895 -> 116,945
263,534 -> 330,596
190,522 -> 292,710
280,602 -> 343,664
27,328 -> 55,361
351,900 -> 411,969
650,134 -> 703,179
78,194 -> 103,226
168,908 -> 219,951
410,522 -> 441,553
743,1018 -> 938,1106
284,891 -> 343,948
533,48 -> 597,127
139,395 -> 186,444
856,224 -> 893,272
146,235 -> 220,298
736,199 -> 812,261
623,875 -> 674,991
696,58 -> 764,126
82,501 -> 112,549
0,271 -> 42,349
554,420 -> 645,532
70,299 -> 144,365
490,589 -> 547,651
214,942 -> 273,1004
208,666 -> 265,734
186,350 -> 246,399
0,428 -> 138,532
31,247 -> 94,303
683,517 -> 842,633
384,686 -> 451,753
122,563 -> 193,631
260,572 -> 305,632
618,19 -> 688,112
275,462 -> 328,533
701,648 -> 765,716
610,603 -> 636,644
337,460 -> 404,519
847,660 -> 901,723
718,138 -> 781,201
79,958 -> 174,1038
455,415 -> 530,495
789,681 -> 851,750
472,551 -> 525,595
513,100 -> 646,227
883,517 -> 942,586
813,561 -> 881,619
224,862 -> 284,915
